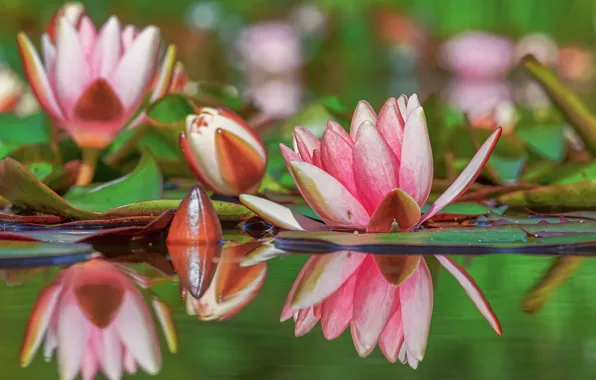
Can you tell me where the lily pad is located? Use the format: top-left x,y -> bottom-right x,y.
146,93 -> 196,125
0,112 -> 51,159
0,154 -> 163,218
516,123 -> 566,163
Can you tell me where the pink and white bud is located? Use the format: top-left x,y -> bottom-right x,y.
180,108 -> 267,196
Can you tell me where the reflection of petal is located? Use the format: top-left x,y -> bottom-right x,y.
168,243 -> 221,299
20,283 -> 62,367
240,240 -> 288,267
57,293 -> 90,380
152,300 -> 178,353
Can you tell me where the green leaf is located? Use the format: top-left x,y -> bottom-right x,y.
487,154 -> 527,183
0,155 -> 163,218
498,180 -> 596,208
516,123 -> 566,162
137,128 -> 182,163
65,154 -> 163,212
191,82 -> 244,110
0,112 -> 50,145
146,94 -> 196,125
25,162 -> 54,181
551,162 -> 596,185
424,93 -> 451,178
520,55 -> 596,155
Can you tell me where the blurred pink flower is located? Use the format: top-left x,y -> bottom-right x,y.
445,79 -> 511,114
20,259 -> 176,380
17,7 -> 172,149
558,45 -> 594,82
240,95 -> 502,366
515,33 -> 558,66
440,31 -> 514,79
0,68 -> 24,112
247,77 -> 303,118
236,21 -> 302,74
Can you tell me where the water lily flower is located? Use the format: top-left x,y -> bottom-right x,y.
180,240 -> 268,321
180,108 -> 267,196
17,5 -> 176,185
20,259 -> 176,380
239,94 -> 502,366
439,32 -> 514,79
0,68 -> 23,112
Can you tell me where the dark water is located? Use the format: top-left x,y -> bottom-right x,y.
1,227 -> 595,380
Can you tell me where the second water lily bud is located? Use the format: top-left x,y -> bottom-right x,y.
180,108 -> 267,196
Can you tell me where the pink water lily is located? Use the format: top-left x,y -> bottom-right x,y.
239,94 -> 502,367
20,259 -> 176,380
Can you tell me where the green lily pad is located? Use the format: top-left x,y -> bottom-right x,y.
0,154 -> 163,218
0,112 -> 50,146
64,154 -> 163,213
26,161 -> 55,181
190,82 -> 244,110
101,198 -> 255,221
498,180 -> 596,208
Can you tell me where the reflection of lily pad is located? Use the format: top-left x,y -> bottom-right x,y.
0,240 -> 94,268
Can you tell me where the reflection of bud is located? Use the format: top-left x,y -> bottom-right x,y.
439,32 -> 514,79
182,241 -> 267,321
180,108 -> 267,196
20,259 -> 175,380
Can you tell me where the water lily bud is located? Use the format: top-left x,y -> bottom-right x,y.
180,108 -> 267,196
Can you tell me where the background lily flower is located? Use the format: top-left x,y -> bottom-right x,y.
239,94 -> 502,366
20,259 -> 176,380
439,31 -> 514,79
180,108 -> 267,196
17,5 -> 173,186
0,67 -> 23,112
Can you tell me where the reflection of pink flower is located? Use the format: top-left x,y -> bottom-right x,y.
440,32 -> 514,79
236,21 -> 302,74
20,259 -> 175,380
17,8 -> 170,148
240,95 -> 502,366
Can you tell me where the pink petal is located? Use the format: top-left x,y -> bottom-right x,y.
399,105 -> 433,207
327,120 -> 353,145
352,121 -> 400,214
78,16 -> 97,57
350,256 -> 400,357
377,97 -> 405,163
294,306 -> 321,337
435,255 -> 502,335
57,294 -> 90,380
406,94 -> 421,117
378,306 -> 404,363
100,327 -> 123,380
111,26 -> 160,110
291,251 -> 366,309
41,34 -> 56,81
294,126 -> 321,163
350,100 -> 377,140
20,283 -> 62,367
320,128 -> 358,197
17,33 -> 64,119
55,17 -> 89,115
81,348 -> 98,380
114,291 -> 160,375
124,349 -> 137,374
418,128 -> 502,225
281,256 -> 316,322
311,148 -> 322,168
121,25 -> 138,51
90,16 -> 121,79
289,161 -> 370,229
239,194 -> 329,232
321,272 -> 358,340
400,258 -> 433,362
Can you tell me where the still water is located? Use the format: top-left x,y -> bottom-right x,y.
1,227 -> 595,380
